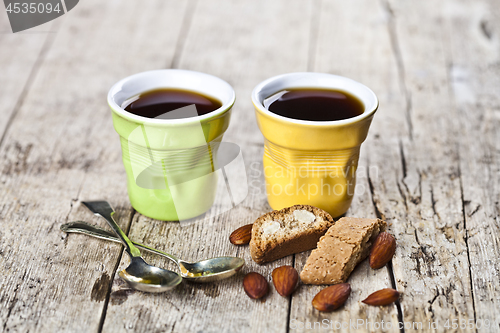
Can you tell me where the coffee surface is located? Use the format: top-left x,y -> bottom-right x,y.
123,88 -> 222,119
264,88 -> 364,121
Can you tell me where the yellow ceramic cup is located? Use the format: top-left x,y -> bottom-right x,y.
252,73 -> 378,218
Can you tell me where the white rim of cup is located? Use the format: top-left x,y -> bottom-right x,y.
251,72 -> 379,126
107,69 -> 236,127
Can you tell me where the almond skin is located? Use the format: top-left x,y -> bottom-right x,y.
369,232 -> 396,269
312,283 -> 351,312
272,266 -> 298,297
243,272 -> 268,299
362,288 -> 400,306
230,224 -> 252,245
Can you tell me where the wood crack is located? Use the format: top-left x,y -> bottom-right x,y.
97,209 -> 136,333
0,21 -> 60,150
443,21 -> 478,331
388,261 -> 405,333
399,140 -> 407,179
413,230 -> 422,275
410,171 -> 422,206
396,176 -> 408,210
163,299 -> 182,314
458,157 -> 478,332
430,185 -> 441,221
367,161 -> 404,332
479,20 -> 492,40
2,280 -> 21,332
397,142 -> 415,206
367,163 -> 385,221
428,289 -> 440,319
2,267 -> 30,330
468,204 -> 481,218
381,0 -> 413,140
286,254 -> 296,333
170,0 -> 198,69
396,142 -> 408,210
306,0 -> 322,72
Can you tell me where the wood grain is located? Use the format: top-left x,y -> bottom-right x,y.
291,1 -> 400,332
0,0 -> 187,331
445,0 -> 500,326
364,0 -> 497,331
340,1 -> 472,331
0,13 -> 56,146
0,0 -> 499,332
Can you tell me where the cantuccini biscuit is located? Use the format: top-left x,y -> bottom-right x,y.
250,205 -> 334,264
300,217 -> 387,284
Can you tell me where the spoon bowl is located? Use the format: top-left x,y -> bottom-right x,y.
178,257 -> 244,282
119,257 -> 182,293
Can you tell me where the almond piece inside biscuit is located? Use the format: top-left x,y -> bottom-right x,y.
293,209 -> 316,223
262,220 -> 281,235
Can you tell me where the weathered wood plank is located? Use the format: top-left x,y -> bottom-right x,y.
445,0 -> 500,327
290,1 -> 400,332
101,1 -> 315,332
0,0 -> 187,331
1,0 -> 499,332
365,0 -> 479,331
0,11 -> 56,143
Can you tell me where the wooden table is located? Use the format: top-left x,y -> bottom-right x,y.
1,0 -> 499,332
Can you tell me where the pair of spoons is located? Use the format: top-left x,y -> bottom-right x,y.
61,201 -> 244,292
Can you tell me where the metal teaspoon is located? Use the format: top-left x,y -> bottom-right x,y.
61,220 -> 245,283
81,201 -> 182,292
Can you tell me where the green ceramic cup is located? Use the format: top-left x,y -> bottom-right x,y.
107,70 -> 235,221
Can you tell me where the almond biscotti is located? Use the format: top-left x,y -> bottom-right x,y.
250,205 -> 334,264
300,217 -> 386,285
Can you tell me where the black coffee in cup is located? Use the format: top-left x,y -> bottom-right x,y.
264,88 -> 364,121
123,88 -> 222,119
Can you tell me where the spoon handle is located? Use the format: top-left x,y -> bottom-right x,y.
60,221 -> 180,264
81,201 -> 141,258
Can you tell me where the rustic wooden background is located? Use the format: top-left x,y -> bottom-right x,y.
1,0 -> 499,332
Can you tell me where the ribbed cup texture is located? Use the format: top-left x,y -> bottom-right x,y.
264,140 -> 360,171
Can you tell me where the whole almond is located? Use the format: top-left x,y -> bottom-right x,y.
230,224 -> 252,245
312,283 -> 351,312
243,272 -> 268,299
362,288 -> 400,306
272,266 -> 298,297
369,232 -> 396,269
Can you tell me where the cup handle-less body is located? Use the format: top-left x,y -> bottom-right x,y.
252,73 -> 378,218
108,70 -> 236,221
